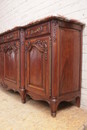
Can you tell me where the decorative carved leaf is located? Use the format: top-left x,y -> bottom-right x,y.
3,42 -> 19,54
25,40 -> 48,60
52,20 -> 58,42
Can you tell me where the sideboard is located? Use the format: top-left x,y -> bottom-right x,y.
0,16 -> 85,117
0,28 -> 26,103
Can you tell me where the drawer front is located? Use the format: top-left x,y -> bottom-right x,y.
0,30 -> 20,44
25,22 -> 50,38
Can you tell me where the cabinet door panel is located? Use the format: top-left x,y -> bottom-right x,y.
4,41 -> 20,90
59,28 -> 81,95
5,51 -> 17,81
29,48 -> 43,87
25,36 -> 50,97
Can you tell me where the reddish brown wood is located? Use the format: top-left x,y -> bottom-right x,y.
59,28 -> 80,94
25,36 -> 50,98
0,30 -> 21,100
75,96 -> 80,107
0,30 -> 20,44
25,22 -> 50,38
0,16 -> 84,117
24,17 -> 84,117
19,29 -> 26,103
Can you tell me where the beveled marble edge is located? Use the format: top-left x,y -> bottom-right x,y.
0,15 -> 85,36
23,15 -> 85,28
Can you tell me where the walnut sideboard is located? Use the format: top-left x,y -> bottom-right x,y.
0,16 -> 84,117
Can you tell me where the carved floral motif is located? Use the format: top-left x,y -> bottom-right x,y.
25,40 -> 48,60
3,42 -> 19,54
52,20 -> 58,42
30,26 -> 43,35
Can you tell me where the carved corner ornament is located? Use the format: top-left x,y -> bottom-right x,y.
3,42 -> 19,54
25,40 -> 48,60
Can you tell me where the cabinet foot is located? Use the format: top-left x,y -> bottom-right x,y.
22,97 -> 26,103
50,98 -> 59,117
51,112 -> 56,117
76,96 -> 80,107
20,88 -> 26,103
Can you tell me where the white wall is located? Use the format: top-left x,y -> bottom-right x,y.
0,0 -> 87,109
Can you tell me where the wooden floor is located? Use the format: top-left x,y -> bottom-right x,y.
0,86 -> 87,130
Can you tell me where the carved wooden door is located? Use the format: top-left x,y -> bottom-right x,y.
25,36 -> 51,97
3,41 -> 20,90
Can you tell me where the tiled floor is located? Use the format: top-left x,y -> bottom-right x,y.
0,86 -> 87,130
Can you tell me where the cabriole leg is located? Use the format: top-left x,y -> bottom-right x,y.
20,88 -> 26,103
76,96 -> 80,107
50,98 -> 59,117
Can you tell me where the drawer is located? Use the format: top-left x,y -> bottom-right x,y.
0,30 -> 20,44
25,22 -> 50,38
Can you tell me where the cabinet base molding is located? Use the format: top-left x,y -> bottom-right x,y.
25,91 -> 80,117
